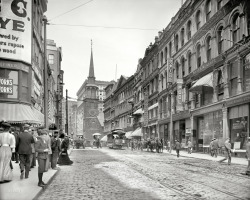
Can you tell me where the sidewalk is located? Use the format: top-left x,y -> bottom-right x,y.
0,148 -> 73,200
163,149 -> 248,166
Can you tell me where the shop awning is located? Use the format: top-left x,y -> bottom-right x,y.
0,103 -> 44,124
125,131 -> 133,139
148,103 -> 158,111
189,72 -> 213,93
100,135 -> 107,142
133,108 -> 144,115
131,128 -> 142,137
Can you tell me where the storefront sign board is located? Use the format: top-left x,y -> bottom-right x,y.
0,0 -> 32,64
0,77 -> 13,94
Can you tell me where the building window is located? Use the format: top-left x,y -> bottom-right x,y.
0,69 -> 19,99
188,51 -> 192,73
243,54 -> 250,91
160,51 -> 164,66
161,74 -> 164,90
217,26 -> 224,54
232,13 -> 240,44
229,61 -> 238,96
175,34 -> 179,52
217,0 -> 223,10
164,47 -> 168,62
176,62 -> 179,79
206,36 -> 211,61
48,54 -> 54,64
217,69 -> 224,101
187,20 -> 192,40
196,10 -> 201,30
206,0 -> 212,21
169,42 -> 172,57
21,71 -> 29,101
181,28 -> 185,46
181,57 -> 185,77
196,44 -> 201,68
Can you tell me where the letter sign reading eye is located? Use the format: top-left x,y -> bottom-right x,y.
11,0 -> 27,18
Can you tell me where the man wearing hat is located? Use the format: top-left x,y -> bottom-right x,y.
16,124 -> 34,179
212,138 -> 220,158
245,137 -> 250,176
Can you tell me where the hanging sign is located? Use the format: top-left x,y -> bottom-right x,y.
0,0 -> 32,64
0,77 -> 13,94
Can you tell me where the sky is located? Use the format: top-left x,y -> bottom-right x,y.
46,0 -> 183,98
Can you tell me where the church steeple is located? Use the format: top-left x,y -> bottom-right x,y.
88,40 -> 95,84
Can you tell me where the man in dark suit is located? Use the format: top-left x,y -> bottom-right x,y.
51,131 -> 61,169
16,124 -> 34,179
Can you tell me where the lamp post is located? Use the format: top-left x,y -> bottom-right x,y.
43,16 -> 48,129
66,89 -> 69,135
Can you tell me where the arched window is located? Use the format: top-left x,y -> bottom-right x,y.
232,13 -> 240,44
175,62 -> 179,79
187,20 -> 192,40
169,42 -> 172,57
206,36 -> 211,61
188,51 -> 192,73
181,57 -> 185,77
197,44 -> 201,68
217,26 -> 224,54
160,51 -> 164,66
206,0 -> 212,21
164,47 -> 168,62
181,28 -> 185,46
217,69 -> 224,101
175,34 -> 179,52
161,74 -> 164,90
196,10 -> 201,30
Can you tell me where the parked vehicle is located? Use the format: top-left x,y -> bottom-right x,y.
107,129 -> 126,149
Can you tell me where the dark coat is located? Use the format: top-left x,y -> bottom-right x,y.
17,131 -> 34,154
35,136 -> 49,159
51,137 -> 61,153
175,141 -> 181,150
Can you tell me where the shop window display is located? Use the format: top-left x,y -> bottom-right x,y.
0,69 -> 18,99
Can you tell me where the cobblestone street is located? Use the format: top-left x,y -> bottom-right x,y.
37,148 -> 250,200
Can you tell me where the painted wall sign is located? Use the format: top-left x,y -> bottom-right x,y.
168,58 -> 173,83
0,77 -> 13,94
0,0 -> 32,64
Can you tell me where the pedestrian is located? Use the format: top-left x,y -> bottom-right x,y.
57,134 -> 73,165
43,130 -> 52,170
35,129 -> 50,187
167,140 -> 171,152
210,139 -> 214,157
187,139 -> 192,154
175,140 -> 181,158
245,137 -> 250,176
219,138 -> 231,165
10,127 -> 18,163
51,131 -> 61,169
30,129 -> 37,169
0,121 -> 15,183
16,124 -> 34,179
212,138 -> 220,158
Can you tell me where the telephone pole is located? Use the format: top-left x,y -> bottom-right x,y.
66,89 -> 69,134
43,16 -> 48,129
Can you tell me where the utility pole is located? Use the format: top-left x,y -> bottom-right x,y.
66,89 -> 69,135
43,16 -> 48,129
169,91 -> 173,153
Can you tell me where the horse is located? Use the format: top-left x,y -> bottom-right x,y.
156,139 -> 163,153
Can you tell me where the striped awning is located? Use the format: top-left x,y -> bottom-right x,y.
0,103 -> 44,124
190,72 -> 213,93
131,128 -> 142,137
148,103 -> 158,111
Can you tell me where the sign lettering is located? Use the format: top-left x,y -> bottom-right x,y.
0,77 -> 13,94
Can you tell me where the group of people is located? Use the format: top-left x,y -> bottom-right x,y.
0,121 -> 73,187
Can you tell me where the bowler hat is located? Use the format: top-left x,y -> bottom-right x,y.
0,121 -> 11,128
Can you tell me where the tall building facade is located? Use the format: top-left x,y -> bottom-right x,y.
103,0 -> 250,155
76,44 -> 111,143
0,0 -> 47,128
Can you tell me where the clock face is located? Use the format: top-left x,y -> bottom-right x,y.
89,109 -> 99,117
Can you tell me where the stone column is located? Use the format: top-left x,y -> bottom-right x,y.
171,92 -> 176,115
223,62 -> 229,99
185,86 -> 189,110
213,70 -> 218,103
222,107 -> 229,140
191,92 -> 195,109
237,55 -> 243,94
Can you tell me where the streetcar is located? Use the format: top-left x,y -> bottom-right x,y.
107,129 -> 126,149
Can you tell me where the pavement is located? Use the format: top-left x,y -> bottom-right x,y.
0,147 -> 248,200
0,148 -> 73,200
164,148 -> 248,165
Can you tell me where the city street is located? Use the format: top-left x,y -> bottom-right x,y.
37,148 -> 250,200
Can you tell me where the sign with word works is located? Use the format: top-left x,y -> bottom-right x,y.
176,79 -> 183,112
0,77 -> 13,94
0,0 -> 32,64
168,58 -> 173,83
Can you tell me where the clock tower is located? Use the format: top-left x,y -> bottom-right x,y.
82,41 -> 103,145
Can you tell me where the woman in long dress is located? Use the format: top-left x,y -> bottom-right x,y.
57,134 -> 73,165
0,121 -> 15,182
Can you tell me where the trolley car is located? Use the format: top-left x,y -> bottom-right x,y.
107,129 -> 126,149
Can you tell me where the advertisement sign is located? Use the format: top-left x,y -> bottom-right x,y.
168,58 -> 173,83
0,0 -> 32,64
0,77 -> 13,94
176,79 -> 183,111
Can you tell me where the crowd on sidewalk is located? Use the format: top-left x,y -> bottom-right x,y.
0,121 -> 73,187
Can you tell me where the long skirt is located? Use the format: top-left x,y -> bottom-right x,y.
0,146 -> 13,182
57,152 -> 73,165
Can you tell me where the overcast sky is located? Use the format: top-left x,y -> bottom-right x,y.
46,0 -> 182,98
